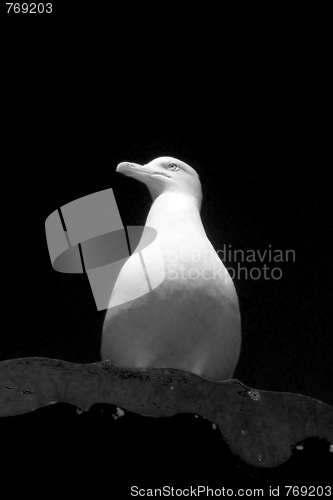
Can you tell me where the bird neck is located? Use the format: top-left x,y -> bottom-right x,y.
146,191 -> 204,233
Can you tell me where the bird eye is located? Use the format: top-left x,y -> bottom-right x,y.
168,162 -> 180,171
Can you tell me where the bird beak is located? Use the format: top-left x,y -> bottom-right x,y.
117,161 -> 143,173
116,162 -> 171,181
116,161 -> 152,180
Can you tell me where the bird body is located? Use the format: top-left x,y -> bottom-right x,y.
101,157 -> 241,380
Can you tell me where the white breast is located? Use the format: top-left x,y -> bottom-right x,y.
102,190 -> 241,380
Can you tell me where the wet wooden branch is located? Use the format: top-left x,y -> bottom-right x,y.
0,357 -> 332,469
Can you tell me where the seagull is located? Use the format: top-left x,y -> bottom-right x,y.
101,157 -> 241,380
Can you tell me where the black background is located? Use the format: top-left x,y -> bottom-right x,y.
1,27 -> 332,486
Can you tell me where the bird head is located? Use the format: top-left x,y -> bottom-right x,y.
116,156 -> 202,205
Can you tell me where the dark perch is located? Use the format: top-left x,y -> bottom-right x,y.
0,356 -> 332,472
